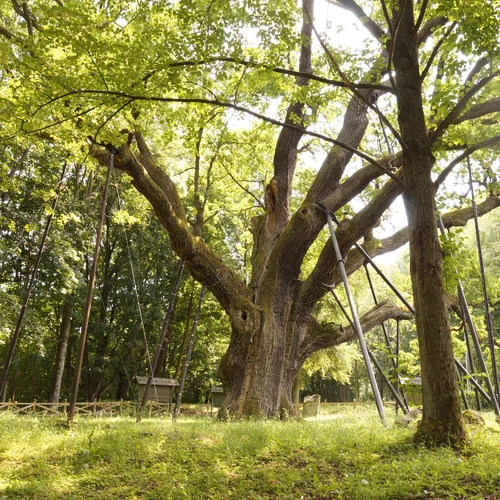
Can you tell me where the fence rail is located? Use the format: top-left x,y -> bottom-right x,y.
0,400 -> 172,417
0,399 -> 396,418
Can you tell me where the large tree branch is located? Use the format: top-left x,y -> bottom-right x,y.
451,98 -> 500,126
417,16 -> 448,45
269,0 -> 314,231
11,0 -> 41,33
441,195 -> 500,227
0,25 -> 14,39
461,57 -> 489,92
273,15 -> 446,259
92,144 -> 251,314
133,131 -> 187,222
334,0 -> 386,43
300,172 -> 404,307
299,301 -> 413,360
298,181 -> 500,319
430,69 -> 500,143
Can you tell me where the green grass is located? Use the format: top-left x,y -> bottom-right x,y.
0,406 -> 499,499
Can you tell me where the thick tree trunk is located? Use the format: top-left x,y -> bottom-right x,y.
49,295 -> 73,403
393,0 -> 466,445
218,321 -> 299,418
217,292 -> 411,418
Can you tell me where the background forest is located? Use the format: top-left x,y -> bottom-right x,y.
1,138 -> 498,405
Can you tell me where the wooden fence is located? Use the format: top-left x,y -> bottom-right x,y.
0,399 -> 396,418
0,400 -> 172,417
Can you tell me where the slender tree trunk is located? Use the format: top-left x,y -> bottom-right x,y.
292,368 -> 302,405
115,372 -> 128,400
154,324 -> 174,377
393,0 -> 466,445
49,295 -> 73,403
174,284 -> 195,379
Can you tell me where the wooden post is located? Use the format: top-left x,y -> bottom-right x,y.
68,152 -> 114,422
324,209 -> 387,427
174,287 -> 205,420
354,360 -> 359,402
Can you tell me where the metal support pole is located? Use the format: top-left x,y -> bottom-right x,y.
364,264 -> 409,412
173,286 -> 205,420
463,310 -> 482,410
68,152 -> 114,421
458,287 -> 500,416
456,366 -> 470,410
394,320 -> 409,413
455,359 -> 492,405
367,349 -> 408,414
0,162 -> 67,397
323,208 -> 387,427
140,261 -> 184,409
331,289 -> 408,414
437,215 -> 499,416
467,156 -> 500,401
353,242 -> 415,314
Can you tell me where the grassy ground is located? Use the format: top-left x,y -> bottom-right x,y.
0,405 -> 499,499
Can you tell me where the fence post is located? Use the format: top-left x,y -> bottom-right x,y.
33,399 -> 37,415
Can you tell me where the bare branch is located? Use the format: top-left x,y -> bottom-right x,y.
335,0 -> 386,43
435,135 -> 500,190
421,22 -> 457,81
